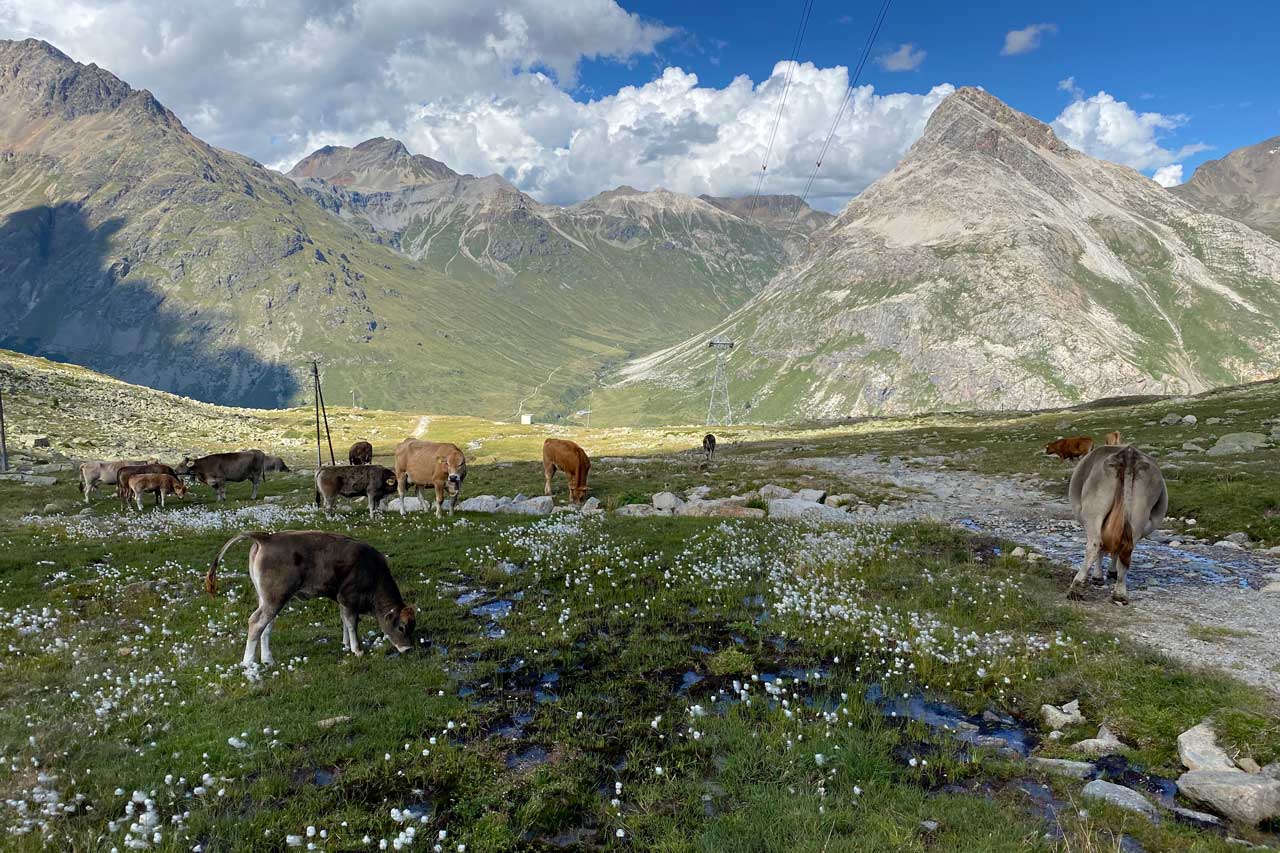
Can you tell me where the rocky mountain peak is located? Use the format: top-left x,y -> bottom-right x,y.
923,85 -> 1070,155
1172,134 -> 1280,240
287,136 -> 457,191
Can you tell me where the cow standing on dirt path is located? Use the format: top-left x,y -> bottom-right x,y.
177,450 -> 267,501
80,459 -> 149,503
542,438 -> 591,505
206,530 -> 416,667
393,438 -> 467,517
1067,445 -> 1168,604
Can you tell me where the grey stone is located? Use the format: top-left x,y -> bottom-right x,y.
1214,540 -> 1244,551
1071,724 -> 1127,756
503,496 -> 553,516
31,436 -> 50,448
757,484 -> 794,500
824,494 -> 852,508
316,716 -> 351,729
796,487 -> 828,503
1170,807 -> 1223,829
1206,417 -> 1225,425
652,491 -> 685,511
580,497 -> 602,513
675,500 -> 766,520
1040,699 -> 1084,730
1011,546 -> 1027,558
0,473 -> 57,485
1081,780 -> 1157,819
616,503 -> 658,517
1176,770 -> 1280,825
919,820 -> 940,833
1182,442 -> 1205,452
1181,414 -> 1198,425
31,463 -> 72,474
1160,413 -> 1182,425
387,496 -> 428,513
1177,722 -> 1238,772
767,498 -> 849,522
1207,432 -> 1269,456
1027,757 -> 1095,779
1224,532 -> 1253,546
458,495 -> 500,513
687,486 -> 712,501
1262,763 -> 1280,780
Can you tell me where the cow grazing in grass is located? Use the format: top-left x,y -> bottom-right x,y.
393,438 -> 467,517
115,463 -> 178,510
348,441 -> 374,466
264,455 -> 290,473
80,459 -> 149,503
124,473 -> 187,510
1104,431 -> 1123,446
206,530 -> 415,667
177,450 -> 267,501
543,438 -> 591,505
703,433 -> 717,462
1045,436 -> 1094,460
1067,445 -> 1167,604
315,465 -> 399,519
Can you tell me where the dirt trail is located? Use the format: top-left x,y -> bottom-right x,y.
794,454 -> 1280,696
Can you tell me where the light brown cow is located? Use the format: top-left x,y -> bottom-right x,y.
124,473 -> 188,510
393,438 -> 467,517
1104,431 -> 1123,446
1044,437 -> 1094,460
543,438 -> 591,505
116,463 -> 179,510
80,459 -> 149,503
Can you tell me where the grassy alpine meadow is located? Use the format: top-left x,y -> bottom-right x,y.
2,463 -> 1279,852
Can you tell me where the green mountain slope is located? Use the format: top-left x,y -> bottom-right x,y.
596,88 -> 1280,425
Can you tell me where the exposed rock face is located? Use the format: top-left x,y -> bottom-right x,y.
288,137 -> 458,191
609,87 -> 1280,423
1081,780 -> 1157,820
1172,135 -> 1280,241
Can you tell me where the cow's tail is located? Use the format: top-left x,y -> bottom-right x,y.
207,531 -> 268,597
1100,449 -> 1135,562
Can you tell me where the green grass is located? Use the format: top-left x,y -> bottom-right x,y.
0,462 -> 1277,850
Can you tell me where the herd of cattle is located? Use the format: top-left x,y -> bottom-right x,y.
70,428 -> 1166,662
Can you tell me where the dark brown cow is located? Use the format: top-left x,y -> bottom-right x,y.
393,439 -> 467,517
315,465 -> 399,519
124,473 -> 187,510
206,530 -> 416,667
703,433 -> 717,462
1044,437 -> 1095,461
115,463 -> 179,510
264,455 -> 291,473
543,438 -> 591,505
176,450 -> 267,500
348,441 -> 374,466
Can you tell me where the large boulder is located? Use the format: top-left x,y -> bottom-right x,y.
796,488 -> 828,503
1176,771 -> 1280,825
767,499 -> 849,523
501,496 -> 553,516
758,484 -> 794,500
1081,780 -> 1157,820
675,500 -> 766,519
386,496 -> 428,513
1027,758 -> 1095,780
652,492 -> 685,511
616,503 -> 658,518
1177,723 -> 1238,772
458,495 -> 500,513
1070,724 -> 1127,756
1207,432 -> 1269,456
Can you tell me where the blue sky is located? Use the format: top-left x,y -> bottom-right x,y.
5,0 -> 1276,209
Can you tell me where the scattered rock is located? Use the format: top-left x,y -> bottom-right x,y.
1161,413 -> 1182,426
1224,532 -> 1253,546
316,716 -> 351,729
1170,807 -> 1224,830
386,496 -> 428,513
31,463 -> 72,474
0,472 -> 57,485
1011,546 -> 1027,559
1177,722 -> 1238,772
1207,417 -> 1225,425
580,496 -> 602,514
263,495 -> 284,504
652,492 -> 685,511
1182,442 -> 1206,452
767,498 -> 849,522
824,494 -> 852,508
675,500 -> 766,519
1238,757 -> 1262,774
616,503 -> 658,518
1081,779 -> 1157,820
687,486 -> 712,501
42,503 -> 59,514
1176,771 -> 1280,826
1027,757 -> 1095,779
1040,699 -> 1085,730
757,484 -> 794,500
1214,540 -> 1244,551
502,496 -> 553,516
1071,724 -> 1128,756
796,487 -> 828,503
1182,414 -> 1198,425
918,819 -> 940,833
458,495 -> 500,513
1207,433 -> 1269,456
1262,763 -> 1280,781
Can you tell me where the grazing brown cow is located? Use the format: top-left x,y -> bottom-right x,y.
1044,437 -> 1095,460
115,463 -> 179,510
264,455 -> 291,473
206,530 -> 416,667
703,433 -> 717,462
124,473 -> 187,510
1104,431 -> 1123,446
1068,445 -> 1167,603
80,459 -> 149,503
348,441 -> 374,466
176,450 -> 267,500
315,465 -> 399,519
543,438 -> 591,505
393,438 -> 467,517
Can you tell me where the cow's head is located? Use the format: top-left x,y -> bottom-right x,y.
570,483 -> 591,505
175,456 -> 194,475
1105,431 -> 1122,446
437,452 -> 467,496
173,478 -> 189,499
378,604 -> 417,653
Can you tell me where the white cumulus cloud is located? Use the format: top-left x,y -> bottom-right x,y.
1001,23 -> 1056,56
877,43 -> 926,72
1051,89 -> 1209,174
1151,164 -> 1183,187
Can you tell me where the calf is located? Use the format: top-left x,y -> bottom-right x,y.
315,465 -> 399,519
1104,431 -> 1123,446
393,438 -> 467,517
115,463 -> 179,510
206,530 -> 416,667
703,433 -> 717,462
80,459 -> 148,503
542,438 -> 591,505
125,473 -> 187,510
177,450 -> 266,500
348,441 -> 374,466
1067,445 -> 1167,604
1044,436 -> 1094,461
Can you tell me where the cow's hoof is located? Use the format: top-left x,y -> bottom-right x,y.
1066,584 -> 1085,601
1111,593 -> 1129,606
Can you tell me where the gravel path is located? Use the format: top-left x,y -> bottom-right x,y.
794,454 -> 1280,696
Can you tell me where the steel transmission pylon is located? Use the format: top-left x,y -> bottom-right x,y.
706,337 -> 735,426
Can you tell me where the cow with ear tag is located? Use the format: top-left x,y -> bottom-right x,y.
315,465 -> 400,519
393,438 -> 467,517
